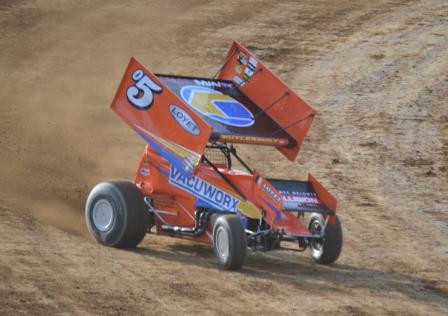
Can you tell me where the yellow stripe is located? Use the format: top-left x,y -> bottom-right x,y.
140,127 -> 201,166
237,200 -> 262,219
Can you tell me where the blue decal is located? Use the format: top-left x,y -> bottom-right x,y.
139,168 -> 150,176
259,195 -> 282,221
180,86 -> 254,127
133,128 -> 191,177
148,162 -> 169,177
169,166 -> 239,212
195,199 -> 219,210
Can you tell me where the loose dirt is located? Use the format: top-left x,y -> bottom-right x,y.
1,0 -> 447,315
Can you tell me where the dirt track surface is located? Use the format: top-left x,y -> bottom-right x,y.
1,0 -> 447,314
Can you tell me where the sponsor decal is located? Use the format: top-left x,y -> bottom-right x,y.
248,56 -> 258,70
279,190 -> 320,205
231,53 -> 259,87
193,79 -> 233,88
232,75 -> 244,86
180,86 -> 254,127
169,105 -> 200,136
244,67 -> 254,78
169,166 -> 240,211
237,53 -> 248,65
262,183 -> 281,203
217,135 -> 289,146
139,168 -> 150,176
127,69 -> 162,109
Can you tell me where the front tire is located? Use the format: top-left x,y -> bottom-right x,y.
308,213 -> 343,264
213,214 -> 247,270
85,180 -> 149,248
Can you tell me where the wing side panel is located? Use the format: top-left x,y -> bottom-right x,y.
217,41 -> 316,161
111,57 -> 213,169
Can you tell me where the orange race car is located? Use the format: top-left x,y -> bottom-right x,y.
85,41 -> 342,270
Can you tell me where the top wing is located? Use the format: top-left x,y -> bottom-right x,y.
112,41 -> 315,164
111,57 -> 212,173
217,41 -> 316,161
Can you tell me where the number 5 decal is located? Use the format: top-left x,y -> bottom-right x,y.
127,69 -> 162,109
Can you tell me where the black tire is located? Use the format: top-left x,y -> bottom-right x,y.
209,212 -> 224,229
85,180 -> 149,248
308,213 -> 343,264
212,214 -> 247,270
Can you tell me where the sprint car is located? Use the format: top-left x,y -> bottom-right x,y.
85,41 -> 342,270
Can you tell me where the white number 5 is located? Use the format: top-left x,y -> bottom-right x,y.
127,69 -> 162,109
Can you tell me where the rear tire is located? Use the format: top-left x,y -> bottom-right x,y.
308,213 -> 343,264
212,214 -> 247,270
85,180 -> 149,248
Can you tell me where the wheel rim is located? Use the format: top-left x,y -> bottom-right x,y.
215,226 -> 229,260
92,199 -> 114,232
309,219 -> 324,254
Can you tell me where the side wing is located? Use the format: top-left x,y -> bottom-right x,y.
217,41 -> 316,161
111,57 -> 212,173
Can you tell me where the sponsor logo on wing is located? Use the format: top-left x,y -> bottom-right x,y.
237,53 -> 248,65
262,183 -> 281,203
169,166 -> 240,211
193,79 -> 233,89
248,56 -> 258,70
180,86 -> 255,127
169,105 -> 200,136
284,195 -> 319,204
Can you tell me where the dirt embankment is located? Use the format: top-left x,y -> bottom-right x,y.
0,0 -> 447,315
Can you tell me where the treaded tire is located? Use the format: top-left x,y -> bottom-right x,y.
85,180 -> 149,248
308,213 -> 343,264
213,214 -> 247,270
